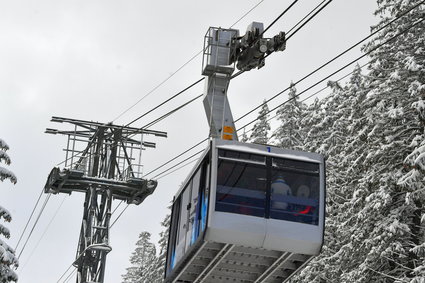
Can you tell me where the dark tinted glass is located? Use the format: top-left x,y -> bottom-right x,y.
216,159 -> 266,217
218,149 -> 265,163
273,158 -> 319,173
270,158 -> 320,225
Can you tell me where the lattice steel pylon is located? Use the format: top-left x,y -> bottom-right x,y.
44,116 -> 167,283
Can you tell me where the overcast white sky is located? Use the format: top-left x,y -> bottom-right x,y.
1,1 -> 378,282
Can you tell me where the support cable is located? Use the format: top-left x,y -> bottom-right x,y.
112,0 -> 266,124
286,0 -> 328,35
14,188 -> 44,251
124,0 -> 301,129
16,194 -> 51,260
143,16 -> 424,179
124,78 -> 205,127
142,94 -> 203,129
135,0 -> 327,131
237,17 -> 425,132
19,196 -> 67,273
63,269 -> 77,283
285,0 -> 333,41
53,11 -> 425,283
229,0 -> 265,29
230,0 -> 333,80
54,0 -> 306,170
234,0 -> 425,124
261,0 -> 299,36
240,61 -> 371,139
148,65 -> 354,180
53,15 -> 424,282
143,138 -> 208,177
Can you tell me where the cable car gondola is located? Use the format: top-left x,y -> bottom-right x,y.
165,139 -> 325,283
165,23 -> 325,282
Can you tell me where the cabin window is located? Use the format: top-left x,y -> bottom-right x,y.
174,184 -> 190,264
216,157 -> 267,217
166,197 -> 181,274
166,157 -> 211,276
186,168 -> 201,249
215,149 -> 321,225
270,158 -> 320,225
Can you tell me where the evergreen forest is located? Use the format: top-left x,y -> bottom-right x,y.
122,0 -> 425,282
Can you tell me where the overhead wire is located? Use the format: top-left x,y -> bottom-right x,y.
152,61 -> 365,179
140,0 -> 356,178
149,60 -> 366,180
19,196 -> 67,273
52,0 -> 267,169
63,269 -> 77,283
115,0 -> 267,126
14,188 -> 45,251
233,0 -> 425,124
111,50 -> 203,123
98,0 -> 306,239
141,0 -> 333,129
141,94 -> 203,129
144,14 -> 425,180
285,0 -> 333,41
55,3 -> 425,282
229,0 -> 265,29
52,3 -> 268,282
240,61 -> 372,140
261,0 -> 299,36
128,1 -> 332,174
230,0 -> 331,80
286,0 -> 328,35
55,2 -> 420,280
237,16 -> 425,133
16,193 -> 51,260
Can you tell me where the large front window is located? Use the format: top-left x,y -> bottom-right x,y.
270,157 -> 320,225
215,149 -> 320,225
216,157 -> 267,217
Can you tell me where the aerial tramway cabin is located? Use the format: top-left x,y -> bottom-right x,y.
164,139 -> 325,283
165,23 -> 326,283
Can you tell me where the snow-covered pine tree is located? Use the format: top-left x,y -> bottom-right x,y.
249,100 -> 271,144
122,231 -> 157,283
149,213 -> 170,282
240,128 -> 249,143
273,83 -> 304,149
290,1 -> 425,282
0,138 -> 18,283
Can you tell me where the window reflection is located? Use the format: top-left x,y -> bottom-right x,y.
271,157 -> 320,225
215,150 -> 321,226
216,160 -> 266,217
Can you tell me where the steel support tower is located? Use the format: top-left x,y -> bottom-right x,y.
44,116 -> 167,283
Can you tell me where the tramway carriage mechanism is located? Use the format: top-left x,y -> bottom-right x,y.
165,22 -> 325,283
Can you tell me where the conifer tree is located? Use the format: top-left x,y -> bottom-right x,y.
122,232 -> 157,283
273,83 -> 304,149
291,1 -> 425,282
148,213 -> 170,282
249,100 -> 271,144
240,128 -> 249,143
0,138 -> 18,283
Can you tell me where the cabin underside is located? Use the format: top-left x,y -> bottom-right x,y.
166,241 -> 312,283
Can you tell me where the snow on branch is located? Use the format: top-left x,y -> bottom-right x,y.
0,166 -> 17,184
0,206 -> 11,222
0,138 -> 9,151
0,223 -> 10,239
0,238 -> 18,266
0,150 -> 11,165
